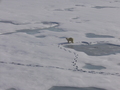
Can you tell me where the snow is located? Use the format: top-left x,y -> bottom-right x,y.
0,0 -> 120,90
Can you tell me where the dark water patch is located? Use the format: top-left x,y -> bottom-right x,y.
83,63 -> 106,70
0,20 -> 60,26
82,41 -> 90,45
0,27 -> 65,35
0,20 -> 25,25
86,33 -> 114,38
0,32 -> 15,35
44,27 -> 65,32
16,29 -> 41,35
64,8 -> 74,11
0,29 -> 41,35
6,88 -> 17,90
64,43 -> 120,56
36,35 -> 46,38
72,17 -> 79,19
75,5 -> 85,7
0,21 -> 62,35
93,6 -> 117,9
49,86 -> 106,90
41,21 -> 60,26
117,63 -> 120,66
115,1 -> 120,2
0,61 -> 7,63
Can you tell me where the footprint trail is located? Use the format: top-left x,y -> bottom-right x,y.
58,43 -> 120,77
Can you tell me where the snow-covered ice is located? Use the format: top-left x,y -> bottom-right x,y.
0,0 -> 120,90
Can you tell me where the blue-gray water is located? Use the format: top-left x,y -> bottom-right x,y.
1,27 -> 65,35
83,63 -> 106,70
6,88 -> 17,90
86,33 -> 114,38
49,86 -> 106,90
0,21 -> 64,36
92,6 -> 117,9
64,43 -> 120,56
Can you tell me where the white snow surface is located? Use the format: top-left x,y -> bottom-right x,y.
0,0 -> 120,90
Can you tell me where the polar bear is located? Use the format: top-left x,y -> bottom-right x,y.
66,37 -> 74,43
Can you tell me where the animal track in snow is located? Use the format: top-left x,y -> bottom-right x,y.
58,42 -> 120,77
0,61 -> 72,71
